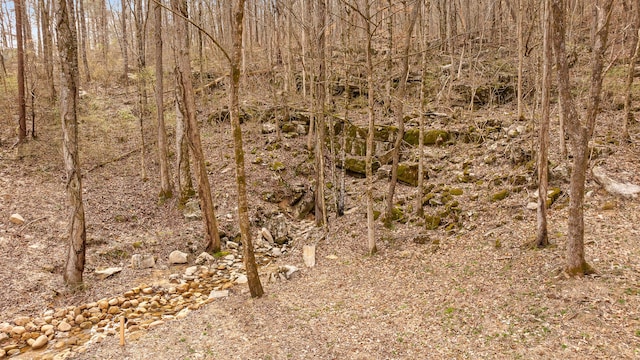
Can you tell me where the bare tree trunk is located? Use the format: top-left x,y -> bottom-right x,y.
77,0 -> 91,82
623,1 -> 640,140
155,0 -> 172,200
41,0 -> 55,100
551,0 -> 613,276
230,0 -> 264,298
121,0 -> 129,82
384,1 -> 420,227
364,0 -> 377,255
173,0 -> 221,253
16,0 -> 27,143
314,0 -> 327,227
134,0 -> 147,180
175,91 -> 194,202
100,0 -> 108,60
517,0 -> 525,120
55,0 -> 87,288
536,0 -> 551,248
416,0 -> 430,218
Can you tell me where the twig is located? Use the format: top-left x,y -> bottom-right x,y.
18,216 -> 47,234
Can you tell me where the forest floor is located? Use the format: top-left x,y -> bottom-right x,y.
1,74 -> 640,360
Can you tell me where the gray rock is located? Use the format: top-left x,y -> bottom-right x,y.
169,250 -> 189,264
261,227 -> 274,244
261,123 -> 276,134
184,266 -> 199,276
208,290 -> 229,299
195,252 -> 215,265
131,254 -> 155,269
296,124 -> 307,135
526,202 -> 537,210
226,240 -> 239,249
183,199 -> 202,221
281,265 -> 299,280
235,274 -> 248,284
95,267 -> 123,280
271,248 -> 282,257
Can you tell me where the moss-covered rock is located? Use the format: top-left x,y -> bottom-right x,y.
397,162 -> 429,186
270,161 -> 286,172
425,214 -> 441,230
281,122 -> 297,133
546,187 -> 562,207
403,129 -> 450,146
343,157 -> 380,176
449,188 -> 464,196
491,189 -> 509,202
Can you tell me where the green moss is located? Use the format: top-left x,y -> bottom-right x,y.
546,187 -> 562,207
397,163 -> 428,186
270,161 -> 285,172
213,250 -> 231,258
602,201 -> 616,210
491,189 -> 509,202
391,206 -> 405,223
343,157 -> 379,175
425,215 -> 441,230
449,188 -> 463,196
403,129 -> 450,146
132,241 -> 143,249
373,210 -> 381,220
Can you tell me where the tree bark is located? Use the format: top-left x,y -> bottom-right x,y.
55,0 -> 87,288
364,0 -> 377,255
536,0 -> 551,248
77,0 -> 91,82
314,0 -> 327,227
172,0 -> 221,253
121,0 -> 129,82
41,0 -> 55,100
623,1 -> 640,140
16,0 -> 27,142
155,0 -> 172,200
230,0 -> 264,298
551,0 -> 613,275
384,1 -> 420,228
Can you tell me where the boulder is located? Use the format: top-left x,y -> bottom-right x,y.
169,250 -> 189,264
183,199 -> 202,221
131,254 -> 155,269
195,252 -> 215,265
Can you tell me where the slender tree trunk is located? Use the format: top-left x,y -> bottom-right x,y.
55,0 -> 87,288
122,0 -> 129,82
230,0 -> 264,298
155,0 -> 172,200
364,1 -> 377,255
175,90 -> 194,202
100,0 -> 108,60
417,0 -> 430,218
16,0 -> 27,142
41,0 -> 55,100
314,0 -> 327,227
172,0 -> 221,253
384,2 -> 420,227
551,0 -> 613,275
517,0 -> 525,120
623,1 -> 640,140
77,0 -> 91,82
135,0 -> 147,180
536,0 -> 551,248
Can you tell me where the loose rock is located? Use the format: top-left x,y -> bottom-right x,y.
169,250 -> 189,264
9,213 -> 25,225
131,254 -> 156,269
95,267 -> 123,280
31,334 -> 48,349
194,252 -> 214,265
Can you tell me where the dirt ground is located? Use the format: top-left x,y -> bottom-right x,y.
1,79 -> 640,359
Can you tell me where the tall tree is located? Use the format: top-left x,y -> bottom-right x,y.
134,0 -> 148,180
55,0 -> 87,287
623,0 -> 640,140
230,0 -> 264,298
384,0 -> 420,227
363,0 -> 377,255
41,0 -> 55,100
155,0 -> 172,199
172,0 -> 222,253
551,0 -> 613,275
121,0 -> 129,81
77,0 -> 91,82
16,0 -> 27,142
536,0 -> 551,248
314,0 -> 328,227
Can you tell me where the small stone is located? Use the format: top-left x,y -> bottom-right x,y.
209,290 -> 229,299
131,254 -> 156,269
9,214 -> 25,225
235,274 -> 248,284
14,316 -> 31,326
142,287 -> 153,294
184,266 -> 199,276
325,254 -> 338,260
31,334 -> 49,349
79,321 -> 93,329
261,227 -> 274,244
526,202 -> 538,210
97,300 -> 109,310
0,322 -> 12,332
54,341 -> 66,349
281,265 -> 299,280
176,283 -> 190,293
7,349 -> 20,356
107,306 -> 120,315
224,254 -> 235,261
194,252 -> 214,265
226,241 -> 239,249
108,298 -> 119,306
41,324 -> 54,334
0,349 -> 4,357
168,250 -> 188,264
148,320 -> 164,328
303,245 -> 316,267
271,248 -> 282,257
11,326 -> 26,335
94,267 -> 123,280
75,314 -> 85,323
57,322 -> 72,332
0,333 -> 8,342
